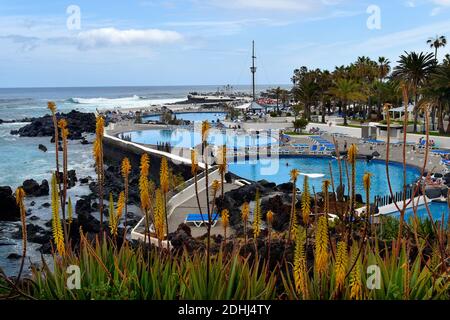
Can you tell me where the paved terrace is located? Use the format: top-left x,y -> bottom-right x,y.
169,182 -> 239,237
131,181 -> 240,241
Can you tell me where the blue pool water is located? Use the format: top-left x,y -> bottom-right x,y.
391,202 -> 449,224
228,156 -> 421,198
121,128 -> 278,148
143,112 -> 227,123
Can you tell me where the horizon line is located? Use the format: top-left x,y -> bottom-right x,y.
0,83 -> 292,90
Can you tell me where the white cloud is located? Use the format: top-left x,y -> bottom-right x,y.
431,0 -> 450,6
209,0 -> 321,11
353,20 -> 450,52
76,27 -> 183,49
166,18 -> 274,27
430,6 -> 442,15
305,10 -> 362,22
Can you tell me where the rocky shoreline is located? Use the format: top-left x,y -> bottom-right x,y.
9,110 -> 96,140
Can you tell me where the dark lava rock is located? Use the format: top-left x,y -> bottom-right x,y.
42,202 -> 50,208
261,194 -> 292,231
258,179 -> 276,189
30,201 -> 36,207
68,170 -> 77,188
77,212 -> 101,233
29,215 -> 40,221
38,144 -> 48,152
22,179 -> 40,196
54,170 -> 77,189
7,253 -> 21,260
39,180 -> 49,196
12,110 -> 96,140
79,177 -> 89,184
441,186 -> 448,197
22,179 -> 49,197
0,186 -> 20,221
276,182 -> 294,193
76,198 -> 92,215
425,186 -> 442,199
80,137 -> 89,145
170,223 -> 200,251
75,198 -> 103,233
12,224 -> 51,244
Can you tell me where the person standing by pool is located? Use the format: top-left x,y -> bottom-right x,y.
419,137 -> 424,145
344,140 -> 347,151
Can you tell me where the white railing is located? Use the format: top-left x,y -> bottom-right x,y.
103,128 -> 207,169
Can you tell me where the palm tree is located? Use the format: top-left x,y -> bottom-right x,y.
317,70 -> 332,123
392,51 -> 436,132
427,35 -> 447,62
268,87 -> 284,113
373,80 -> 401,119
377,57 -> 391,81
351,56 -> 378,119
373,57 -> 392,119
427,63 -> 450,133
293,73 -> 319,121
329,79 -> 364,125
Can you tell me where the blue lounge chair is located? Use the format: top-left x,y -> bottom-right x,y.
184,213 -> 220,227
317,146 -> 327,154
432,149 -> 450,155
310,145 -> 318,153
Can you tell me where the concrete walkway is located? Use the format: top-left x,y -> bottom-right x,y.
169,182 -> 239,237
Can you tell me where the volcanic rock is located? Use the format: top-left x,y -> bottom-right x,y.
38,144 -> 48,152
12,110 -> 96,140
7,253 -> 21,260
0,186 -> 20,221
22,179 -> 49,197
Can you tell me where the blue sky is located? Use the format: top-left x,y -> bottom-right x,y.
0,0 -> 449,88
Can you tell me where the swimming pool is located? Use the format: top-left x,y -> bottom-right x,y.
390,201 -> 448,224
120,128 -> 278,148
143,112 -> 226,123
228,156 -> 421,198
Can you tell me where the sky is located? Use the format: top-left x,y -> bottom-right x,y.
0,0 -> 449,88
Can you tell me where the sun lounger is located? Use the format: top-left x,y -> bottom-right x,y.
432,149 -> 450,155
292,143 -> 309,148
364,139 -> 384,145
317,146 -> 327,154
310,145 -> 318,153
184,213 -> 220,227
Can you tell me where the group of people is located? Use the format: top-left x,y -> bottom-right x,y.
419,136 -> 436,147
423,172 -> 443,186
308,127 -> 322,134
